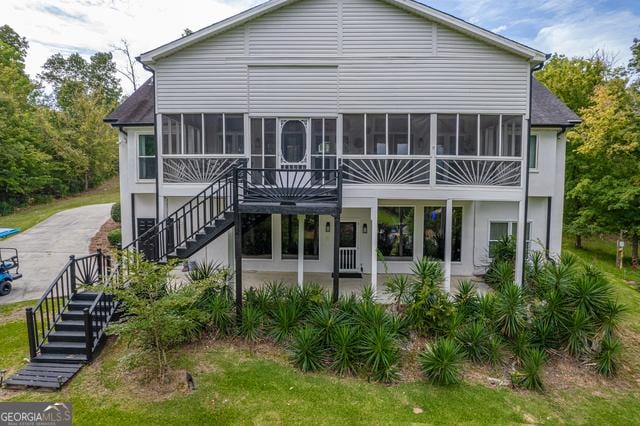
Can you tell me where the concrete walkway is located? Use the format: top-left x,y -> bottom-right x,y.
0,204 -> 113,305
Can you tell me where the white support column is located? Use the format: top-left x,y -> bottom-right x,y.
444,199 -> 453,293
297,214 -> 304,288
370,204 -> 378,298
515,199 -> 526,285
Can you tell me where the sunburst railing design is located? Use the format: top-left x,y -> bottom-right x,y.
342,158 -> 430,185
163,157 -> 246,184
237,168 -> 340,206
436,159 -> 521,187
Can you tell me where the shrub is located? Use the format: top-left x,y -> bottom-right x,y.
476,293 -> 498,327
187,261 -> 224,282
406,259 -> 455,336
540,257 -> 577,293
270,300 -> 303,343
511,330 -> 533,362
453,280 -> 479,320
309,303 -> 345,346
418,338 -> 464,385
566,274 -> 612,319
330,324 -> 360,376
385,274 -> 411,309
107,228 -> 122,247
598,300 -> 627,339
485,261 -> 515,289
525,251 -> 546,295
456,321 -> 489,363
486,334 -> 505,367
358,325 -> 400,383
110,202 -> 121,223
239,305 -> 263,343
490,235 -> 516,263
495,282 -> 527,338
594,335 -> 621,377
411,257 -> 444,289
563,309 -> 595,357
290,326 -> 324,372
207,294 -> 235,336
531,317 -> 557,351
512,348 -> 546,391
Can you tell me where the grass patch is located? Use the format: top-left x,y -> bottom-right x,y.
0,178 -> 119,234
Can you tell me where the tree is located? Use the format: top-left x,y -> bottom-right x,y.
112,39 -> 139,91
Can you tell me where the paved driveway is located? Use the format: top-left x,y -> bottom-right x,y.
0,203 -> 113,304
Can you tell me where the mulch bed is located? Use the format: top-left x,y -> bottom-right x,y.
89,218 -> 120,254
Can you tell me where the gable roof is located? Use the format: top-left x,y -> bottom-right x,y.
531,78 -> 581,128
139,0 -> 546,64
104,77 -> 580,129
104,78 -> 155,127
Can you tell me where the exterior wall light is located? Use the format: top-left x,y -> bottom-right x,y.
326,221 -> 331,233
363,223 -> 368,234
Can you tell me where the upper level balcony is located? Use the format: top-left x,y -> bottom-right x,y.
157,113 -> 526,194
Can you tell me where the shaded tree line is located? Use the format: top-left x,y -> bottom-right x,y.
0,25 -> 121,215
536,39 -> 640,261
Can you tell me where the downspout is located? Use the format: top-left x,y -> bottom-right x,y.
522,58 -> 547,283
141,62 -> 160,224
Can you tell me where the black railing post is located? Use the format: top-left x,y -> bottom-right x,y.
69,255 -> 77,294
233,167 -> 243,319
25,308 -> 37,359
83,308 -> 93,362
96,249 -> 103,281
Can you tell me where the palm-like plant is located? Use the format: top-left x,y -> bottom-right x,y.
531,317 -> 557,351
384,274 -> 411,309
490,235 -> 516,263
358,325 -> 400,383
495,282 -> 527,338
594,335 -> 621,377
411,257 -> 444,290
330,324 -> 360,376
418,338 -> 464,385
187,260 -> 223,282
511,348 -> 546,391
598,300 -> 627,339
566,274 -> 613,319
485,261 -> 515,289
309,303 -> 345,346
269,300 -> 302,343
476,292 -> 498,327
239,305 -> 263,344
208,294 -> 234,335
486,334 -> 505,367
454,280 -> 479,321
511,329 -> 533,362
563,309 -> 595,357
455,321 -> 489,363
289,326 -> 324,372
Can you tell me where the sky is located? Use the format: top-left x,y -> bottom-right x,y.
3,0 -> 640,94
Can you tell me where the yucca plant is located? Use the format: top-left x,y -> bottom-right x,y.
361,283 -> 376,305
538,289 -> 567,333
244,287 -> 271,316
385,274 -> 411,310
411,257 -> 444,290
418,338 -> 464,385
208,294 -> 235,335
269,300 -> 302,343
490,235 -> 516,263
454,280 -> 479,321
337,294 -> 359,316
511,348 -> 546,391
531,317 -> 557,351
566,274 -> 612,319
309,303 -> 345,346
239,305 -> 263,344
495,282 -> 527,338
525,251 -> 546,296
289,326 -> 324,372
476,292 -> 498,327
485,261 -> 515,289
598,300 -> 627,339
540,260 -> 576,293
511,329 -> 533,362
358,325 -> 400,383
594,335 -> 621,377
486,334 -> 505,367
187,260 -> 223,282
265,281 -> 289,304
444,311 -> 466,340
330,324 -> 361,376
456,321 -> 489,363
563,309 -> 595,357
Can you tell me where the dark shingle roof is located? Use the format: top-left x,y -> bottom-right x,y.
531,78 -> 581,127
104,76 -> 580,128
104,78 -> 155,126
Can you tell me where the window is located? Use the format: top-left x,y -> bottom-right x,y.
311,118 -> 337,180
242,214 -> 272,258
479,115 -> 500,156
410,114 -> 430,155
489,221 -> 532,257
162,114 -> 181,154
138,135 -> 156,180
436,114 -> 457,155
501,115 -> 522,157
183,114 -> 202,154
366,114 -> 386,155
343,114 -> 365,155
388,114 -> 409,155
162,113 -> 244,155
528,135 -> 538,169
281,215 -> 320,260
378,207 -> 414,260
423,207 -> 462,262
458,115 -> 478,155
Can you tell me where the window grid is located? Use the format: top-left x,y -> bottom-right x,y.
162,113 -> 245,156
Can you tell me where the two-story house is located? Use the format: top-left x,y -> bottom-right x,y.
105,0 -> 580,303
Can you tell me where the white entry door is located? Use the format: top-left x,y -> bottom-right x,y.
278,119 -> 310,170
339,222 -> 359,272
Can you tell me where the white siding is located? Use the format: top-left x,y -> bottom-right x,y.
247,0 -> 338,56
437,25 -> 507,57
249,66 -> 338,115
342,0 -> 433,56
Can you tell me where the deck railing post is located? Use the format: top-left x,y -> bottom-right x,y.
233,167 -> 243,318
69,255 -> 77,295
96,249 -> 103,282
83,308 -> 93,362
25,308 -> 37,359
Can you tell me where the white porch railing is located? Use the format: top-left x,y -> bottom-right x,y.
163,157 -> 246,184
341,157 -> 430,185
339,247 -> 358,272
435,158 -> 521,187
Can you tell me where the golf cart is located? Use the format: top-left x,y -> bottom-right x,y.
0,248 -> 22,296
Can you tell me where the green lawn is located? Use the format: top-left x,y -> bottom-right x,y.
1,237 -> 639,425
0,178 -> 119,234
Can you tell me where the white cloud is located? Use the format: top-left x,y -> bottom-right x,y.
491,25 -> 507,34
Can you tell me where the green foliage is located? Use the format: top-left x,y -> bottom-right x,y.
411,256 -> 445,288
512,348 -> 546,391
289,326 -> 324,372
384,274 -> 411,309
495,282 -> 527,338
270,299 -> 303,343
486,334 -> 505,367
406,259 -> 455,336
563,309 -> 595,357
418,338 -> 464,385
594,335 -> 621,377
187,261 -> 225,283
490,235 -> 516,264
330,324 -> 360,376
239,305 -> 263,343
107,228 -> 121,247
566,273 -> 613,319
453,280 -> 479,320
110,202 -> 121,223
456,321 -> 489,363
358,325 -> 400,383
485,261 -> 515,289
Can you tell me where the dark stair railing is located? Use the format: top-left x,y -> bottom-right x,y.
25,250 -> 111,359
128,163 -> 242,262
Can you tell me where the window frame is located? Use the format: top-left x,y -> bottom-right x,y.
136,132 -> 156,182
488,220 -> 533,258
161,113 -> 246,157
422,206 -> 463,263
241,214 -> 273,259
280,214 -> 321,261
528,134 -> 539,171
377,206 -> 416,261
